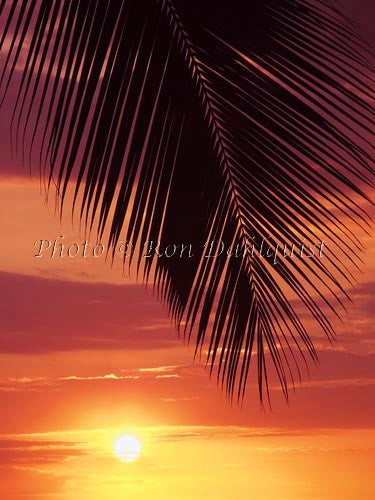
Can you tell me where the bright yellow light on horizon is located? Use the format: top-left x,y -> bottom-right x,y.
113,435 -> 142,463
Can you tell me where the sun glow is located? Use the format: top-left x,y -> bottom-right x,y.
113,435 -> 142,463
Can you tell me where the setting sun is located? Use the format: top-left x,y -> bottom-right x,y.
113,435 -> 142,463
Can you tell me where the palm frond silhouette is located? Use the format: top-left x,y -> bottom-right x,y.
0,0 -> 373,404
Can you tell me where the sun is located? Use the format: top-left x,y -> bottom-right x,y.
113,435 -> 142,463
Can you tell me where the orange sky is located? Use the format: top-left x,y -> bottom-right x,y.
0,2 -> 374,499
0,171 -> 374,500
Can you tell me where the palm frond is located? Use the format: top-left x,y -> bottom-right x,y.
0,0 -> 373,404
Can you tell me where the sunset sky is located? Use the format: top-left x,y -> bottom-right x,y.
0,1 -> 374,499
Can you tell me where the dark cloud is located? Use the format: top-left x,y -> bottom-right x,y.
154,426 -> 315,442
0,272 -> 178,354
312,350 -> 375,381
341,0 -> 375,43
0,439 -> 80,449
0,439 -> 85,466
